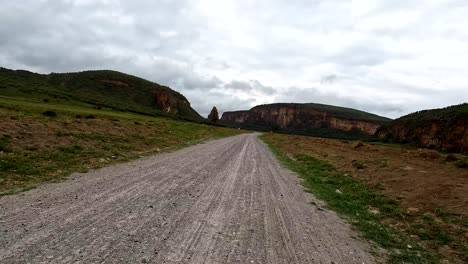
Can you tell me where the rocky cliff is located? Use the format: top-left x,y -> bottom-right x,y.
376,104 -> 468,152
221,103 -> 390,137
153,89 -> 190,115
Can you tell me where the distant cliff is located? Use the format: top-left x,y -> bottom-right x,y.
221,103 -> 390,139
376,103 -> 468,152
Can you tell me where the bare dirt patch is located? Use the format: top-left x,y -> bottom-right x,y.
278,136 -> 468,216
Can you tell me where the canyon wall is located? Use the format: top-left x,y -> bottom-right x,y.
221,103 -> 388,135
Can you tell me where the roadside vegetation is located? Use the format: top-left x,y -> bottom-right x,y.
0,96 -> 244,195
261,133 -> 467,264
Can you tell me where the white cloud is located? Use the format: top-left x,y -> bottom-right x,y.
1,0 -> 468,118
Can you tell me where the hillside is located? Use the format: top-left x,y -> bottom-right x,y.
0,67 -> 203,122
376,103 -> 468,152
221,103 -> 391,140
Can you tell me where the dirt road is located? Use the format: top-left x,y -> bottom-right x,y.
0,134 -> 374,263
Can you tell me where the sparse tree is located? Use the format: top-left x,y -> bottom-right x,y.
208,106 -> 219,122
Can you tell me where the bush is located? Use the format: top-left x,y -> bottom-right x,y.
0,134 -> 12,152
454,160 -> 468,168
445,154 -> 459,162
352,160 -> 366,169
42,110 -> 57,117
85,114 -> 95,119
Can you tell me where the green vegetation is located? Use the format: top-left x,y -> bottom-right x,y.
261,134 -> 441,263
0,67 -> 204,122
0,134 -> 12,152
377,103 -> 468,153
0,94 -> 244,195
380,103 -> 468,134
396,103 -> 468,128
454,159 -> 468,168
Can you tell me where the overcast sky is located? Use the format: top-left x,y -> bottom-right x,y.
1,0 -> 468,118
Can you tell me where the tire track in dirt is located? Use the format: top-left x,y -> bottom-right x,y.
0,134 -> 375,263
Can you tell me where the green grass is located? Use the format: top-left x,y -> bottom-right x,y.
0,67 -> 204,122
0,96 -> 244,195
396,103 -> 468,129
0,134 -> 12,152
261,134 -> 440,263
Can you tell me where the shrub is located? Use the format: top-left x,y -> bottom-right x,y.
419,150 -> 440,159
454,160 -> 468,168
352,160 -> 366,169
85,114 -> 95,119
42,110 -> 57,117
59,145 -> 83,154
0,134 -> 13,152
445,154 -> 459,162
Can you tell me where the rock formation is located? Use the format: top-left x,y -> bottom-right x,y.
221,103 -> 390,136
208,106 -> 219,122
376,104 -> 468,152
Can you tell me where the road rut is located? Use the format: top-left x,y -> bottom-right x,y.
0,134 -> 374,263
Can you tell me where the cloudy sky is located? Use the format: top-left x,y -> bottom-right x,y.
1,0 -> 468,118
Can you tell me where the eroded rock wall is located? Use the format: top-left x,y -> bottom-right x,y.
221,104 -> 383,135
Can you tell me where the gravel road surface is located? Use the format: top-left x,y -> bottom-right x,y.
0,134 -> 374,263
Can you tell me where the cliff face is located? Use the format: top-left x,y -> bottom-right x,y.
221,104 -> 388,135
376,119 -> 468,152
375,104 -> 468,152
153,90 -> 190,114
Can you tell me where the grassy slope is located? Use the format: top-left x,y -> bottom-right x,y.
0,96 -> 244,194
0,67 -> 204,122
386,103 -> 468,129
261,134 -> 445,264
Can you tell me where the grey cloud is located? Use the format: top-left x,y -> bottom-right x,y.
0,0 -> 467,119
224,80 -> 275,94
225,81 -> 252,91
320,74 -> 338,85
184,90 -> 255,117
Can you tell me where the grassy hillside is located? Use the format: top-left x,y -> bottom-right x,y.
391,103 -> 468,128
0,95 -> 244,195
376,103 -> 468,152
0,67 -> 204,122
